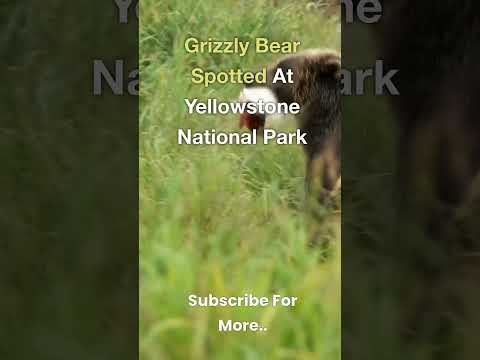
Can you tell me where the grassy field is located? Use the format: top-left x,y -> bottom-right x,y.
140,1 -> 340,359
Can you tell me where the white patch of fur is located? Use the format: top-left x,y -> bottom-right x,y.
239,86 -> 278,108
238,87 -> 287,128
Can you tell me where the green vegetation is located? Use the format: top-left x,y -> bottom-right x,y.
140,1 -> 340,358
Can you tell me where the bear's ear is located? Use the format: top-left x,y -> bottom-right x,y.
317,53 -> 341,79
307,51 -> 341,80
294,51 -> 341,105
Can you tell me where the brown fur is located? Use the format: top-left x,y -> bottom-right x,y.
265,50 -> 341,200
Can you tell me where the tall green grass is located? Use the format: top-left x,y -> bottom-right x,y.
140,1 -> 340,358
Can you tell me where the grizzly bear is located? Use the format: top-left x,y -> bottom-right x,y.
239,49 -> 341,201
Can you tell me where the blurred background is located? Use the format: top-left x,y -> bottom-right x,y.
342,2 -> 480,359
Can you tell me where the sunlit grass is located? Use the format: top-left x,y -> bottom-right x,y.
140,1 -> 340,358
